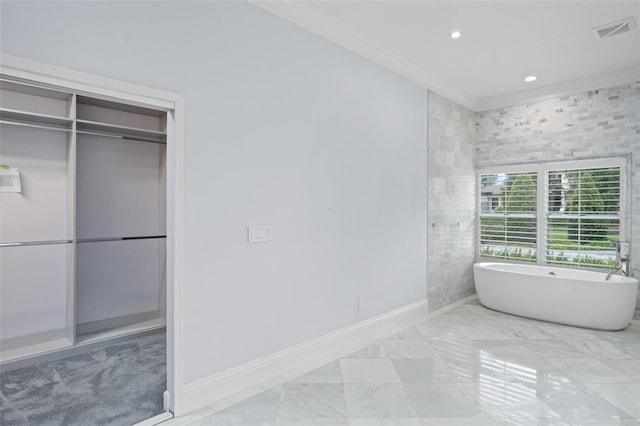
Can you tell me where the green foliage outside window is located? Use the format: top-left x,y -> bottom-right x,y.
567,172 -> 608,243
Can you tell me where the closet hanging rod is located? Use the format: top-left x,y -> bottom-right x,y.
0,239 -> 73,248
0,120 -> 72,133
76,129 -> 166,144
76,235 -> 166,243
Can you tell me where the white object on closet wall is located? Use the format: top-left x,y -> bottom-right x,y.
0,126 -> 69,242
0,167 -> 22,193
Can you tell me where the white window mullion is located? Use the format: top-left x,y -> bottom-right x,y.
538,165 -> 545,266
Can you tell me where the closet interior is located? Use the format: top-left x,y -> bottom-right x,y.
0,79 -> 167,362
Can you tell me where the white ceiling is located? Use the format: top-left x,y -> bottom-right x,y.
255,1 -> 640,111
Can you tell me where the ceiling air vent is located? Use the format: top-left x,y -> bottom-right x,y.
592,17 -> 636,39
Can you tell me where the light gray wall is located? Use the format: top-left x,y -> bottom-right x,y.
0,1 -> 429,383
427,92 -> 477,310
476,83 -> 640,313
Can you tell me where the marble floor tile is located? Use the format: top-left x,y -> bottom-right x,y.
287,361 -> 343,384
345,343 -> 390,359
548,359 -> 636,384
469,340 -> 538,359
274,418 -> 348,425
392,358 -> 458,383
347,418 -> 422,425
340,359 -> 400,383
429,338 -> 497,362
565,419 -> 640,425
616,341 -> 640,358
562,339 -> 637,360
424,312 -> 485,327
402,382 -> 488,418
585,383 -> 640,418
381,339 -> 439,358
600,359 -> 640,382
420,418 -> 499,426
537,383 -> 634,421
441,354 -> 510,384
343,383 -> 417,418
527,340 -> 591,360
533,324 -> 598,341
208,386 -> 281,419
467,380 -> 564,419
458,325 -> 539,340
587,324 -> 640,344
194,416 -> 275,426
490,417 -> 570,425
278,355 -> 337,381
504,358 -> 574,389
158,407 -> 215,426
276,383 -> 346,418
161,301 -> 640,426
207,382 -> 283,414
389,324 -> 467,340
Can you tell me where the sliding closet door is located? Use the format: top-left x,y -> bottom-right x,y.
75,98 -> 166,338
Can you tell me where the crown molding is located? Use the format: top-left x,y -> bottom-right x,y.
476,67 -> 640,111
253,2 -> 639,113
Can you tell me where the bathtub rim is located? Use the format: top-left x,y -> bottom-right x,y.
474,261 -> 638,285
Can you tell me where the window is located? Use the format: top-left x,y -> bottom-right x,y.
480,172 -> 538,262
478,158 -> 625,269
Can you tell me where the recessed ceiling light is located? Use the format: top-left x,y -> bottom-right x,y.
524,75 -> 537,83
450,31 -> 461,39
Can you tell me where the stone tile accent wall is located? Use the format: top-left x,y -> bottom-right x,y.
475,82 -> 640,313
427,91 -> 477,310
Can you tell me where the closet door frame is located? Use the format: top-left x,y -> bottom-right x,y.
0,54 -> 186,416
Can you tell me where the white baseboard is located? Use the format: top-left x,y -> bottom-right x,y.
76,310 -> 162,336
178,299 -> 428,415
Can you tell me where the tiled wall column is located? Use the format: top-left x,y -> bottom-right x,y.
475,82 -> 640,314
427,91 -> 477,310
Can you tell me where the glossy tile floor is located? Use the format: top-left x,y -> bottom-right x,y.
165,299 -> 640,426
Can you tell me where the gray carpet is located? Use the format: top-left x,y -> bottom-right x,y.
0,331 -> 166,426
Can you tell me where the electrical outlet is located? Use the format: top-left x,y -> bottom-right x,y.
248,226 -> 271,243
357,298 -> 365,312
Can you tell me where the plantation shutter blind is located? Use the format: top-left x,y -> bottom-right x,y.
479,171 -> 538,262
545,166 -> 621,268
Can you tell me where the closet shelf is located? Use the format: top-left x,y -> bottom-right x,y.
77,235 -> 166,243
76,119 -> 166,141
0,239 -> 73,248
0,108 -> 73,128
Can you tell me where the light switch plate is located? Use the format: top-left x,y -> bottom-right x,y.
248,226 -> 272,243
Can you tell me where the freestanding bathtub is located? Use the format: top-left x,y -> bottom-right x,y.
473,262 -> 639,330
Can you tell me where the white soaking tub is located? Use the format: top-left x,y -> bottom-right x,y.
473,262 -> 638,330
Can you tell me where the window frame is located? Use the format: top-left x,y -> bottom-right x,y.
476,157 -> 627,270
